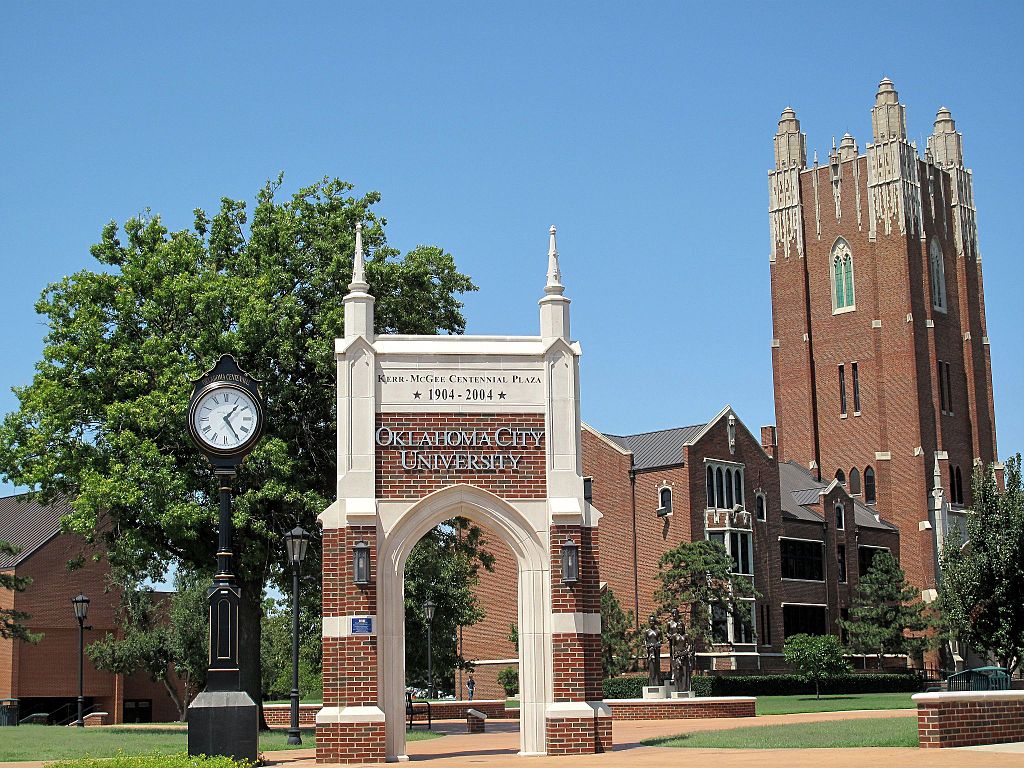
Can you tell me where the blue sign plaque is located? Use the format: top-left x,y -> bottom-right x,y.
351,617 -> 373,634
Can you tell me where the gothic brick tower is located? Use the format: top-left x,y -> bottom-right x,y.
767,79 -> 999,600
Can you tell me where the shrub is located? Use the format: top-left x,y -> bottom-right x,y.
48,756 -> 252,768
603,672 -> 921,698
497,666 -> 519,697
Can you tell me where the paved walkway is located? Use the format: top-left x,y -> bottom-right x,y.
263,710 -> 1024,767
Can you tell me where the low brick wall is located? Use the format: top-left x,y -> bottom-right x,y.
913,690 -> 1024,748
607,696 -> 756,720
83,712 -> 110,727
419,699 -> 511,719
264,703 -> 320,728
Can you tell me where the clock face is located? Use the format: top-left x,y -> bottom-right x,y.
191,385 -> 261,453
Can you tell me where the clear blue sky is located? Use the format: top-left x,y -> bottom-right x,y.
2,2 -> 1022,497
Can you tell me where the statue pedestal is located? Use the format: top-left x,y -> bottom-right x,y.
642,685 -> 671,700
670,690 -> 695,699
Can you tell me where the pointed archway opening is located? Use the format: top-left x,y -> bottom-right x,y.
379,485 -> 551,761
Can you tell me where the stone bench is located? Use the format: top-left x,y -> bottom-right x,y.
467,708 -> 487,733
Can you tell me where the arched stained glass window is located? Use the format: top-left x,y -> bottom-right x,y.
864,466 -> 876,505
832,239 -> 855,312
849,467 -> 861,495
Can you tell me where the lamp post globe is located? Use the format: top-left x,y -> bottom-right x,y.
423,599 -> 436,700
282,526 -> 312,746
71,593 -> 90,727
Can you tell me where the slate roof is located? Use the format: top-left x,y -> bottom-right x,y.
603,424 -> 707,471
0,493 -> 69,569
778,461 -> 896,531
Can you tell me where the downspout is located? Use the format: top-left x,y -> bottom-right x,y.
630,463 -> 640,629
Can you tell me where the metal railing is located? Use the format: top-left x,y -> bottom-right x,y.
947,666 -> 1011,692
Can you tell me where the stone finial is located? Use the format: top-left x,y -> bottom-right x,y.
545,225 -> 564,295
839,132 -> 858,161
350,222 -> 369,291
927,106 -> 964,169
871,77 -> 907,142
774,106 -> 807,170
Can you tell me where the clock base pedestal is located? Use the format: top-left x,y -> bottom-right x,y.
187,690 -> 258,762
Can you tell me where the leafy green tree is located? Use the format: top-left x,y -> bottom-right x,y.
0,540 -> 39,642
87,569 -> 209,720
601,588 -> 636,677
261,596 -> 322,702
839,551 -> 932,668
404,519 -> 494,693
655,539 -> 758,668
497,666 -> 518,697
0,176 -> 477,716
940,455 -> 1024,674
784,633 -> 851,699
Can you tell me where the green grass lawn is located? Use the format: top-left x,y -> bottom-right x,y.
0,726 -> 441,762
754,692 -> 915,715
643,716 -> 919,749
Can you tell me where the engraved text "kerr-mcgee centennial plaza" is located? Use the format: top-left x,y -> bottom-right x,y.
375,425 -> 544,472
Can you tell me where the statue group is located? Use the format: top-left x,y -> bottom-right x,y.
644,609 -> 692,693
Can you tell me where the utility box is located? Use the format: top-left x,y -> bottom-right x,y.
0,699 -> 19,726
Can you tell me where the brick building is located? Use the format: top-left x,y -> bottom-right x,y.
464,408 -> 899,698
767,79 -> 999,603
0,493 -> 181,723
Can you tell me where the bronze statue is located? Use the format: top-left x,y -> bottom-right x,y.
644,614 -> 662,687
669,624 -> 692,693
666,608 -> 684,686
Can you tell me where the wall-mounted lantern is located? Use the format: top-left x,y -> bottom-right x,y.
562,537 -> 579,585
353,540 -> 370,586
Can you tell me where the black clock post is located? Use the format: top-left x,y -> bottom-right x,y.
186,354 -> 265,762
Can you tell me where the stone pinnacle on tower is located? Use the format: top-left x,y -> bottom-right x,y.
774,106 -> 807,170
928,106 -> 965,169
539,225 -> 570,340
350,222 -> 368,291
344,222 -> 375,339
871,76 -> 907,142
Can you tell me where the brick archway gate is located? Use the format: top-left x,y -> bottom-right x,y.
378,484 -> 552,758
315,225 -> 609,763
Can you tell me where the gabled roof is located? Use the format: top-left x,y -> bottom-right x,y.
0,493 -> 69,569
603,424 -> 707,471
778,461 -> 896,531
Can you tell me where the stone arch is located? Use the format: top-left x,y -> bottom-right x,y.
377,484 -> 552,760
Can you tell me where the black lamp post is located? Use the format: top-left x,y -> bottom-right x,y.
71,593 -> 90,727
423,599 -> 436,700
283,526 -> 312,746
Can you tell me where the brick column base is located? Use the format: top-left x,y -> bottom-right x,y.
913,691 -> 1024,748
316,722 -> 385,764
544,706 -> 612,755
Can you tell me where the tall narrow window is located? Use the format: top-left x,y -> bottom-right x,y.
706,467 -> 715,509
864,466 -> 876,504
756,494 -> 766,521
837,544 -> 847,583
716,468 -> 724,509
583,477 -> 593,503
658,486 -> 672,515
725,469 -> 734,508
832,239 -> 855,312
835,503 -> 845,530
944,362 -> 953,414
839,364 -> 847,415
930,238 -> 947,312
852,362 -> 861,413
734,471 -> 744,507
938,360 -> 947,412
849,467 -> 861,495
954,466 -> 964,505
835,468 -> 846,486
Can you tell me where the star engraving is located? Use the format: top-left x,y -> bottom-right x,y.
498,391 -> 507,400
413,391 -> 422,400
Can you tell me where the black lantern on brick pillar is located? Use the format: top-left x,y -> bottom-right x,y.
353,539 -> 370,586
562,537 -> 579,585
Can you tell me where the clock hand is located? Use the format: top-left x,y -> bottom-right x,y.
222,414 -> 241,441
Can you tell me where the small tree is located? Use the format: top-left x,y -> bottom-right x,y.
88,569 -> 208,720
655,539 -> 758,671
497,666 -> 518,697
940,454 -> 1024,674
784,633 -> 851,698
839,551 -> 932,668
0,540 -> 39,642
601,588 -> 635,677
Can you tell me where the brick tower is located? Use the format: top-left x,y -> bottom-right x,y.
767,79 -> 999,600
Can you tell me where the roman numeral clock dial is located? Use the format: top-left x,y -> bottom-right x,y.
190,385 -> 262,455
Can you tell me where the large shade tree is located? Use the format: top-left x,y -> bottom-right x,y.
940,454 -> 1024,674
0,176 -> 477,717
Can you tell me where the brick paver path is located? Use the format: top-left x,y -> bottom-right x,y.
260,709 -> 1024,767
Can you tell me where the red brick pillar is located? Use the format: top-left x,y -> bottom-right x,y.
545,524 -> 612,755
317,524 -> 385,764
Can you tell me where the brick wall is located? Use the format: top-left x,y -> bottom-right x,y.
914,691 -> 1024,748
608,696 -> 756,720
264,703 -> 320,727
375,413 -> 547,499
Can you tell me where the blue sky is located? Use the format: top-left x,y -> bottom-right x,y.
2,2 -> 1022,496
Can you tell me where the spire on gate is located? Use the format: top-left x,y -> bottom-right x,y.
539,225 -> 571,340
344,222 -> 375,339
